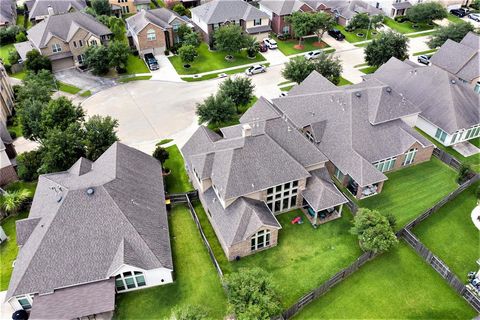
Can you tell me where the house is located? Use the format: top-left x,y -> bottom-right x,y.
259,0 -> 315,35
190,0 -> 271,46
126,8 -> 189,55
366,57 -> 480,148
5,142 -> 173,318
430,32 -> 480,92
17,11 -> 112,71
0,63 -> 14,125
324,0 -> 384,26
0,0 -> 16,28
0,122 -> 17,187
26,0 -> 87,23
374,0 -> 413,17
182,100 -> 349,260
109,0 -> 151,15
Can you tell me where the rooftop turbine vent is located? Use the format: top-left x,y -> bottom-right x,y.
355,92 -> 362,98
86,188 -> 95,196
386,87 -> 392,93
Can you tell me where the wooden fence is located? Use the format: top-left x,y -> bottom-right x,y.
432,148 -> 462,171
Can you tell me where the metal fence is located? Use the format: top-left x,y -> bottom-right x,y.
432,148 -> 462,171
168,191 -> 198,204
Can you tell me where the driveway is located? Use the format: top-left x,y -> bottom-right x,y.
54,69 -> 116,93
150,55 -> 182,82
261,49 -> 289,66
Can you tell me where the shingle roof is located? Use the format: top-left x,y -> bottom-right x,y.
258,0 -> 309,16
392,1 -> 412,10
302,167 -> 348,212
328,0 -> 383,19
0,121 -> 13,144
126,8 -> 187,35
6,142 -> 172,299
191,0 -> 269,24
0,0 -> 15,26
28,0 -> 87,20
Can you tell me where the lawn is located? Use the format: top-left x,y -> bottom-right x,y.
57,81 -> 82,95
0,43 -> 15,64
79,90 -> 92,97
447,14 -> 465,24
280,84 -> 295,92
335,24 -> 380,43
358,65 -> 378,74
11,70 -> 26,80
294,242 -> 476,319
384,17 -> 435,34
360,158 -> 458,229
416,128 -> 480,172
16,14 -> 31,29
125,54 -> 150,75
195,203 -> 362,307
181,63 -> 270,82
414,181 -> 480,281
163,145 -> 193,194
169,42 -> 265,75
275,36 -> 330,56
413,48 -> 438,56
118,75 -> 152,83
338,76 -> 353,86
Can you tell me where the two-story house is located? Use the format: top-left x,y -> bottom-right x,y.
126,8 -> 189,55
26,0 -> 87,23
0,63 -> 14,125
259,0 -> 314,35
190,0 -> 271,47
0,122 -> 17,187
109,0 -> 150,15
19,11 -> 112,71
0,0 -> 16,28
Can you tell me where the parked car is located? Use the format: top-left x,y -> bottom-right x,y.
259,42 -> 268,52
328,29 -> 345,41
144,53 -> 159,71
263,38 -> 278,49
417,55 -> 430,65
245,64 -> 266,76
450,8 -> 468,17
468,13 -> 480,22
304,50 -> 322,60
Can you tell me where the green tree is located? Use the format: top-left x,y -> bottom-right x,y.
224,268 -> 282,320
39,97 -> 85,139
16,150 -> 43,182
196,93 -> 236,125
178,44 -> 197,66
84,115 -> 119,161
91,0 -> 112,16
472,0 -> 480,10
108,40 -> 130,72
286,11 -> 314,46
152,145 -> 169,167
0,189 -> 32,215
347,12 -> 370,31
177,24 -> 193,42
244,35 -> 259,58
282,56 -> 315,83
17,98 -> 45,140
312,11 -> 335,41
457,164 -> 472,184
350,208 -> 398,253
107,16 -> 126,42
25,50 -> 52,73
427,21 -> 475,48
169,305 -> 209,320
182,31 -> 200,47
406,2 -> 447,23
172,3 -> 187,16
17,70 -> 55,103
15,31 -> 27,42
365,30 -> 409,67
312,52 -> 342,84
8,49 -> 20,65
218,77 -> 254,111
213,25 -> 246,56
85,45 -> 110,75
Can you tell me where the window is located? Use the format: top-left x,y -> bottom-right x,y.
266,181 -> 298,213
334,167 -> 344,180
77,54 -> 85,65
435,128 -> 447,143
474,82 -> 480,94
251,229 -> 271,251
373,157 -> 396,173
282,25 -> 290,34
254,18 -> 261,26
78,39 -> 83,47
115,271 -> 147,292
147,29 -> 156,41
52,43 -> 62,53
73,41 -> 77,48
122,5 -> 129,13
90,39 -> 98,46
403,148 -> 417,166
451,133 -> 458,144
17,296 -> 32,310
304,130 -> 314,143
172,23 -> 180,31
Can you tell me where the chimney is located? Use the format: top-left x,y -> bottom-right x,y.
242,124 -> 252,137
47,5 -> 54,16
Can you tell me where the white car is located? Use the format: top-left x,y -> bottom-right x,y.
263,38 -> 278,49
304,50 -> 322,60
468,13 -> 480,22
245,65 -> 266,76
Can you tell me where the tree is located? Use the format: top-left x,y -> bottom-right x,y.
350,208 -> 398,253
17,70 -> 55,104
218,77 -> 254,111
108,41 -> 130,72
196,93 -> 236,125
172,3 -> 188,16
347,12 -> 370,31
169,305 -> 209,320
457,164 -> 472,184
15,32 -> 27,42
311,11 -> 335,42
224,268 -> 281,320
282,54 -> 342,84
177,24 -> 193,42
85,45 -> 110,75
18,99 -> 45,141
91,0 -> 111,16
213,25 -> 246,56
178,44 -> 197,66
244,35 -> 259,58
152,145 -> 169,167
427,21 -> 475,48
364,30 -> 409,67
8,49 -> 20,65
406,2 -> 447,24
182,31 -> 200,47
0,189 -> 32,215
285,11 -> 314,46
312,52 -> 342,85
106,16 -> 126,42
282,57 -> 315,83
16,150 -> 43,182
0,25 -> 24,44
39,97 -> 85,139
84,115 -> 119,161
25,50 -> 52,73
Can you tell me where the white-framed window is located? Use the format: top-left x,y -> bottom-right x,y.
17,295 -> 33,310
435,128 -> 447,143
77,54 -> 85,65
373,157 -> 396,173
122,5 -> 129,13
254,18 -> 261,26
52,43 -> 62,53
90,39 -> 98,46
172,23 -> 180,32
282,25 -> 290,34
115,271 -> 146,292
304,130 -> 314,143
73,40 -> 77,48
79,39 -> 83,47
334,167 -> 344,180
266,181 -> 298,213
403,148 -> 417,166
251,229 -> 270,251
147,29 -> 156,41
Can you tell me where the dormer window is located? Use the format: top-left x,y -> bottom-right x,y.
147,29 -> 156,41
52,43 -> 62,53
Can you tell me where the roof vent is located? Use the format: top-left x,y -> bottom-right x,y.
86,188 -> 95,196
355,92 -> 362,98
386,87 -> 392,93
451,79 -> 456,84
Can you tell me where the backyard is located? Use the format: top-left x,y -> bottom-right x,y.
0,43 -> 15,64
275,36 -> 332,56
414,181 -> 480,281
383,17 -> 435,34
169,42 -> 265,75
294,242 -> 477,319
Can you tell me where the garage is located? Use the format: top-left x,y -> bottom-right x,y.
51,57 -> 75,72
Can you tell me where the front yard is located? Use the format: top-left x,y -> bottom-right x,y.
335,24 -> 380,43
383,17 -> 436,34
414,181 -> 480,281
294,242 -> 477,319
275,36 -> 332,56
125,53 -> 150,75
169,42 -> 265,75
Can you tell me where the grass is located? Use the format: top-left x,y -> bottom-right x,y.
163,145 -> 193,194
7,116 -> 22,138
359,158 -> 458,229
414,181 -> 480,281
447,13 -> 465,23
335,24 -> 380,43
79,90 -> 92,97
207,96 -> 258,133
16,14 -> 31,29
278,80 -> 292,86
181,63 -> 270,82
354,62 -> 368,68
57,81 -> 82,95
408,29 -> 438,38
413,48 -> 438,56
384,17 -> 436,34
125,54 -> 150,75
358,66 -> 378,74
416,128 -> 480,172
280,84 -> 295,92
169,42 -> 265,75
118,75 -> 152,83
337,76 -> 352,86
157,138 -> 173,145
0,43 -> 15,65
275,36 -> 330,56
11,70 -> 26,80
294,242 -> 476,319
195,203 -> 362,307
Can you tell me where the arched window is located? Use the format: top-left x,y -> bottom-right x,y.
250,229 -> 271,251
147,29 -> 156,41
115,271 -> 147,292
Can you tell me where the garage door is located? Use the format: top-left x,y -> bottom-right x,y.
52,57 -> 75,72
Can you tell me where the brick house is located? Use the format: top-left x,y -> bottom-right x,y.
126,8 -> 189,55
0,122 -> 17,187
108,0 -> 150,15
0,63 -> 14,125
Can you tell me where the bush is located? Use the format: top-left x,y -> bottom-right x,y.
164,49 -> 170,56
169,305 -> 209,320
17,150 -> 43,182
25,50 -> 52,73
0,25 -> 24,44
152,145 -> 169,167
8,130 -> 17,140
457,164 -> 472,184
15,32 -> 27,42
476,185 -> 480,200
394,15 -> 408,22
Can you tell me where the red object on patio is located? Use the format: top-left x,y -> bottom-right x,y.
291,216 -> 301,224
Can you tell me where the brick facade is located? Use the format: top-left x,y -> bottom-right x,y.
135,23 -> 171,54
0,165 -> 18,187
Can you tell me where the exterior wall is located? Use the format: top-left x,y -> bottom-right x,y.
390,142 -> 434,171
356,181 -> 384,199
69,28 -> 90,66
401,113 -> 419,128
226,228 -> 279,261
0,164 -> 18,187
113,264 -> 174,291
0,63 -> 14,124
414,116 -> 480,147
245,18 -> 270,29
109,0 -> 138,14
40,36 -> 70,57
134,23 -> 169,54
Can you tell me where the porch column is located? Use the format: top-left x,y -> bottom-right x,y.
313,209 -> 318,228
338,204 -> 343,215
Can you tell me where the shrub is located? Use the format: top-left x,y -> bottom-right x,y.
25,50 -> 52,73
17,150 -> 43,181
0,189 -> 32,214
169,305 -> 209,320
15,32 -> 27,42
8,130 -> 17,140
394,15 -> 408,22
476,185 -> 480,200
152,145 -> 169,167
457,164 -> 472,184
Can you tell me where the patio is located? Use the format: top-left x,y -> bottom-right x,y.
452,141 -> 480,157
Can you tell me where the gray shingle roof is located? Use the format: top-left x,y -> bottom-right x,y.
6,142 -> 172,299
28,0 -> 87,20
392,1 -> 412,10
239,97 -> 280,123
27,11 -> 111,49
259,0 -> 310,16
328,0 -> 383,19
191,0 -> 269,24
0,0 -> 15,26
288,70 -> 337,96
126,8 -> 187,35
246,24 -> 271,34
302,167 -> 348,212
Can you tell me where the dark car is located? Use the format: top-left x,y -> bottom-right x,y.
144,53 -> 159,71
450,8 -> 468,17
417,55 -> 430,65
328,29 -> 345,41
259,42 -> 268,52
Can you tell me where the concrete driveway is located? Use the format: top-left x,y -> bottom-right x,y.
55,68 -> 116,93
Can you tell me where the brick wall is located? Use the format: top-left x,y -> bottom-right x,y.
0,165 -> 18,187
390,142 -> 434,172
135,23 -> 169,54
227,229 -> 279,261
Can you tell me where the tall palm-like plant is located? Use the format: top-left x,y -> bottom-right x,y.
244,36 -> 259,58
0,189 -> 32,215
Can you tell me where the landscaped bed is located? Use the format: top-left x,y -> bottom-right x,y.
383,17 -> 435,34
275,36 -> 331,56
169,42 -> 265,75
294,242 -> 477,319
414,181 -> 480,281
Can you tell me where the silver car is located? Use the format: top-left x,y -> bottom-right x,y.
468,13 -> 480,22
304,50 -> 322,60
245,65 -> 266,76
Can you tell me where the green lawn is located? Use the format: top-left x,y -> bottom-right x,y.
11,70 -> 26,80
207,96 -> 258,133
338,76 -> 353,86
335,24 -> 380,43
169,42 -> 265,75
358,66 -> 378,74
118,75 -> 152,83
413,48 -> 438,56
384,17 -> 435,34
294,242 -> 476,319
0,43 -> 15,64
414,181 -> 480,281
16,14 -> 31,29
416,128 -> 480,172
57,81 -> 82,95
163,145 -> 193,194
280,84 -> 295,92
447,14 -> 465,24
125,54 -> 150,75
360,158 -> 458,229
196,204 -> 362,307
181,63 -> 270,82
275,36 -> 330,56
79,90 -> 92,97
